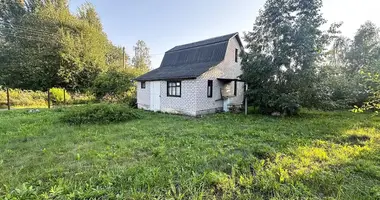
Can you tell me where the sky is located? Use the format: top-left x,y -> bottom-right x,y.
69,0 -> 380,69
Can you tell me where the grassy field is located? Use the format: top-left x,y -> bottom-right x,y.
0,108 -> 379,199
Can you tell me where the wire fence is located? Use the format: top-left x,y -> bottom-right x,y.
0,87 -> 93,111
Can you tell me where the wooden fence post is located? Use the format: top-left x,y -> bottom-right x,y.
48,89 -> 51,109
6,87 -> 10,111
245,84 -> 248,115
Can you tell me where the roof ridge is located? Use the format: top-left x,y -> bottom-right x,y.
167,32 -> 238,53
167,40 -> 229,53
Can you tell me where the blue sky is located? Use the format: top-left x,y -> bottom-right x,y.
69,0 -> 380,69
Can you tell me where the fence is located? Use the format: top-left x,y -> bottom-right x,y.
0,88 -> 69,110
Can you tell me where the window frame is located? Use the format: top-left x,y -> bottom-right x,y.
141,81 -> 146,89
235,49 -> 238,63
167,81 -> 181,97
234,80 -> 237,96
207,80 -> 213,98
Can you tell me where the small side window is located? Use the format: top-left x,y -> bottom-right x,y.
141,81 -> 146,89
235,49 -> 238,63
207,80 -> 213,98
234,81 -> 237,96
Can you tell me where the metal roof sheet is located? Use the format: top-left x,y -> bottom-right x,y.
135,33 -> 241,81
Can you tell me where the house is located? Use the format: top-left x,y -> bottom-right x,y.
135,32 -> 245,116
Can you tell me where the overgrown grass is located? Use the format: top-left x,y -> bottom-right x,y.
0,88 -> 47,108
60,104 -> 142,125
0,108 -> 379,199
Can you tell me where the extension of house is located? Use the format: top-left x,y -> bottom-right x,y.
135,32 -> 245,116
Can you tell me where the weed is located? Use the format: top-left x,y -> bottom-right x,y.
60,104 -> 142,125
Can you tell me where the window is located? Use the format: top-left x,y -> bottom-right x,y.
207,80 -> 213,98
141,81 -> 146,89
167,81 -> 181,97
234,81 -> 237,96
235,49 -> 238,63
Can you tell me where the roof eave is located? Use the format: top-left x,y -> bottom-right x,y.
134,77 -> 197,82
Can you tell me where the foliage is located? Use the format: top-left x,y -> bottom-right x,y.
92,68 -> 140,103
0,110 -> 379,199
0,87 -> 47,108
49,87 -> 71,104
346,21 -> 380,73
0,86 -> 96,108
0,0 -> 143,91
70,92 -> 96,105
132,40 -> 151,72
321,21 -> 380,110
353,71 -> 380,113
60,104 -> 142,125
241,0 -> 328,115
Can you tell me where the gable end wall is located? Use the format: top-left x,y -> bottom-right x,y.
195,36 -> 244,114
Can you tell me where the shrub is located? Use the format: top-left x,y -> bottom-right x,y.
70,92 -> 96,105
257,93 -> 300,116
61,104 -> 142,125
49,88 -> 71,104
92,68 -> 135,100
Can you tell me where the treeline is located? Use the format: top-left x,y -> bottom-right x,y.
241,0 -> 380,115
0,0 -> 150,102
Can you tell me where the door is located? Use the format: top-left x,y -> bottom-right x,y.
150,81 -> 161,111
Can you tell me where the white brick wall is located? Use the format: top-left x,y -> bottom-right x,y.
196,36 -> 244,114
136,36 -> 245,116
160,80 -> 198,116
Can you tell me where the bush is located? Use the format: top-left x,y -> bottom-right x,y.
70,92 -> 96,105
92,68 -> 135,100
49,88 -> 71,104
256,93 -> 300,116
61,104 -> 142,125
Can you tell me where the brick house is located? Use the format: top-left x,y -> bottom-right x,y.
135,33 -> 245,116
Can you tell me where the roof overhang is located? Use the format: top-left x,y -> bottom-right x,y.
217,78 -> 244,83
231,33 -> 244,49
134,77 -> 197,82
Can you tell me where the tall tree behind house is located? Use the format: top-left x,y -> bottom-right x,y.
132,40 -> 151,72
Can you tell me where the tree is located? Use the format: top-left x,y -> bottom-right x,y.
132,40 -> 151,71
92,67 -> 135,102
0,0 -> 63,90
0,0 -> 126,91
347,21 -> 380,73
241,0 -> 327,115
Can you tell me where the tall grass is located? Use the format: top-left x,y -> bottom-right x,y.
0,88 -> 47,108
0,87 -> 96,109
61,104 -> 142,125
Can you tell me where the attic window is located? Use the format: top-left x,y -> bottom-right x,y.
141,81 -> 146,89
235,49 -> 238,63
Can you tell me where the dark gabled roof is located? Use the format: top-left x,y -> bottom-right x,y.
135,32 -> 242,81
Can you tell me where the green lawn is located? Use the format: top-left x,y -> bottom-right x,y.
0,108 -> 379,199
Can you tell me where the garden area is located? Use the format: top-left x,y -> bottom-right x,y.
0,105 -> 379,199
